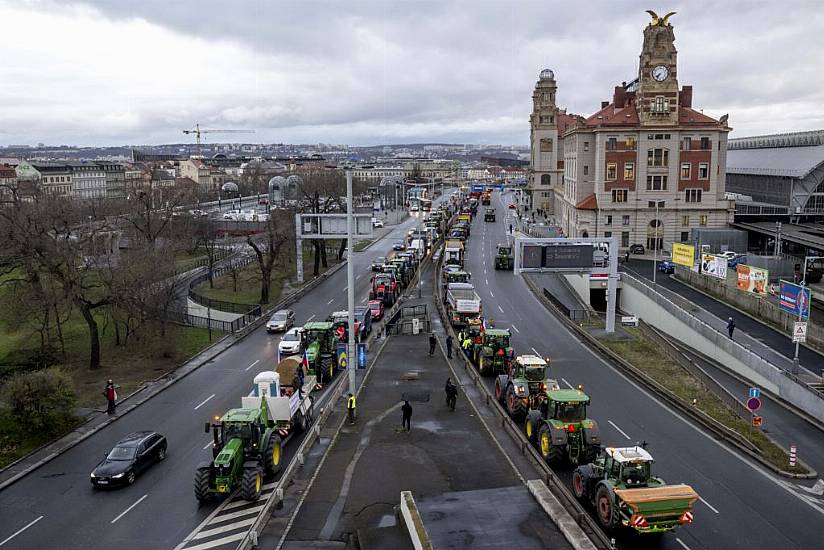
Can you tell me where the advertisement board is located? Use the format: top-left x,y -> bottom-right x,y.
736,265 -> 769,295
779,281 -> 811,320
701,253 -> 727,279
672,243 -> 695,267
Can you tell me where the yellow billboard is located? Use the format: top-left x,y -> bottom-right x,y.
672,243 -> 695,267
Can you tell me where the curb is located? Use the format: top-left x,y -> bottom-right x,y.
523,274 -> 818,480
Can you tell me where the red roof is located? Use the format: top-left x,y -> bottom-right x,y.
576,193 -> 598,210
584,103 -> 639,127
678,107 -> 718,125
0,166 -> 16,178
556,112 -> 579,134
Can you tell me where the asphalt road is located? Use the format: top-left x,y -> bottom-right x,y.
0,205 -> 440,550
461,191 -> 824,550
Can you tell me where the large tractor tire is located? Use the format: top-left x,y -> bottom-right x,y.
263,433 -> 283,477
505,385 -> 525,419
494,377 -> 506,404
524,410 -> 542,444
538,424 -> 564,465
241,466 -> 263,501
478,354 -> 487,375
194,467 -> 213,503
596,485 -> 619,530
572,467 -> 590,500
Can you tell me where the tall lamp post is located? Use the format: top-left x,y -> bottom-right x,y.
346,171 -> 356,396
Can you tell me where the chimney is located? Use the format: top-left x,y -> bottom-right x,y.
601,101 -> 610,109
680,85 -> 693,108
613,85 -> 627,108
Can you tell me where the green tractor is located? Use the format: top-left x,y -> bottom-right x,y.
303,321 -> 337,383
572,446 -> 699,534
494,354 -> 557,419
494,244 -> 514,270
472,328 -> 514,376
524,386 -> 601,465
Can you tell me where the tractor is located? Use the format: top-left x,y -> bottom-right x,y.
524,386 -> 601,465
494,354 -> 557,419
369,273 -> 398,305
571,446 -> 699,534
303,321 -> 337,383
472,328 -> 514,376
494,244 -> 514,270
484,208 -> 496,222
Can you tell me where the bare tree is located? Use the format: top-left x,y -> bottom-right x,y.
118,180 -> 195,249
196,219 -> 223,288
295,170 -> 346,276
247,210 -> 294,304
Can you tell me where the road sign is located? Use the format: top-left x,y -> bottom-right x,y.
752,415 -> 763,428
748,387 -> 760,398
357,343 -> 367,369
746,396 -> 762,412
779,280 -> 811,319
793,322 -> 807,343
337,343 -> 347,370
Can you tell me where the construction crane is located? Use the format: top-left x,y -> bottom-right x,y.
182,123 -> 254,157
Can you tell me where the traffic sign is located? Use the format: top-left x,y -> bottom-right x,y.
357,343 -> 367,369
748,387 -> 761,398
752,415 -> 763,428
746,396 -> 762,412
793,322 -> 807,343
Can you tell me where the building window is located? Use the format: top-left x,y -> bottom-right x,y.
622,215 -> 630,226
540,138 -> 553,152
700,137 -> 711,150
583,165 -> 589,176
682,137 -> 692,150
681,231 -> 690,241
584,141 -> 589,152
681,162 -> 691,180
682,215 -> 690,226
604,231 -> 613,238
685,189 -> 703,203
698,162 -> 709,179
612,189 -> 628,203
624,162 -> 635,180
606,215 -> 612,225
541,174 -> 550,185
646,175 -> 668,190
647,148 -> 669,167
700,215 -> 708,226
652,96 -> 668,113
606,137 -> 617,151
625,137 -> 636,149
621,232 -> 630,247
606,163 -> 617,181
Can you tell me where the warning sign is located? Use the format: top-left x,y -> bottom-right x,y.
793,322 -> 807,343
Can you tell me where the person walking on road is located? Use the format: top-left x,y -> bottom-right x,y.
509,224 -> 513,234
429,333 -> 437,356
446,334 -> 453,359
401,400 -> 413,431
445,378 -> 457,410
347,393 -> 357,424
727,317 -> 736,339
103,379 -> 118,415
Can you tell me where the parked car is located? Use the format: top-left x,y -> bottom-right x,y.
658,260 -> 675,274
278,327 -> 304,356
629,244 -> 645,254
393,241 -> 406,251
728,255 -> 747,269
718,251 -> 738,260
371,217 -> 384,228
91,431 -> 167,487
266,309 -> 295,333
258,197 -> 269,205
372,256 -> 386,271
353,306 -> 373,338
368,299 -> 385,321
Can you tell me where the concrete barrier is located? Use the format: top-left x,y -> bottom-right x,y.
527,480 -> 598,550
620,273 -> 824,421
400,491 -> 433,550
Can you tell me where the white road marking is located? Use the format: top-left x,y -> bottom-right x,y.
181,532 -> 247,550
485,279 -> 489,285
355,274 -> 361,280
608,420 -> 631,440
202,440 -> 213,450
343,286 -> 347,291
192,517 -> 257,540
111,494 -> 148,524
490,291 -> 496,299
497,305 -> 504,313
531,347 -> 540,356
699,496 -> 720,514
244,359 -> 260,371
511,324 -> 520,333
0,516 -> 43,547
207,503 -> 266,523
561,378 -> 574,389
194,393 -> 216,410
327,299 -> 334,305
675,537 -> 691,550
307,314 -> 316,321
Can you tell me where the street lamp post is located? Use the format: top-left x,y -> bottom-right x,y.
346,171 -> 356,396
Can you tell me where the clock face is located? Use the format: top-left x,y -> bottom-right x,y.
651,65 -> 669,82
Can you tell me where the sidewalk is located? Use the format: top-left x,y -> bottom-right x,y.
186,298 -> 243,321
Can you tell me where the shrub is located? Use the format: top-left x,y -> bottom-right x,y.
2,368 -> 77,433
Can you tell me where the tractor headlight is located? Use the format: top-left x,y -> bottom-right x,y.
515,384 -> 526,396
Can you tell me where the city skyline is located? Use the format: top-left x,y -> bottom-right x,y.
1,0 -> 823,147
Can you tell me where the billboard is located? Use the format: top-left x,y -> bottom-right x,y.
779,281 -> 811,320
520,244 -> 594,269
701,254 -> 727,279
672,243 -> 695,267
736,265 -> 768,295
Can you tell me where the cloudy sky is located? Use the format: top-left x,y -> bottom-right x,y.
1,0 -> 823,147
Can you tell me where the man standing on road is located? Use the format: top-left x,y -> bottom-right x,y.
103,380 -> 117,415
446,334 -> 453,359
401,400 -> 413,431
429,333 -> 437,356
347,393 -> 357,424
727,317 -> 736,339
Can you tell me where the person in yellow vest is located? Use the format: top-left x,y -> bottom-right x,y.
461,336 -> 472,357
347,393 -> 357,424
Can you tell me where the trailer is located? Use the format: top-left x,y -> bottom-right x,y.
445,282 -> 481,327
444,239 -> 465,267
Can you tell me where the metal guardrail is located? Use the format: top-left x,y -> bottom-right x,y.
541,287 -> 587,321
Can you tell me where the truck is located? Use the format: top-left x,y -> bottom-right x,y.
472,328 -> 513,376
524,386 -> 601,465
444,240 -> 464,267
469,183 -> 484,199
303,321 -> 337,382
195,367 -> 316,502
572,446 -> 699,534
408,238 -> 427,261
495,244 -> 514,270
494,354 -> 558,419
445,282 -> 481,327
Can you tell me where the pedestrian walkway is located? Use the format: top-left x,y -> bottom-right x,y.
186,298 -> 243,322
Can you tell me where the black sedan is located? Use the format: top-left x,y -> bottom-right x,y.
393,241 -> 406,251
91,431 -> 167,487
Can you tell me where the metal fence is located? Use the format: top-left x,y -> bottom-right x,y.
166,307 -> 260,333
187,256 -> 259,315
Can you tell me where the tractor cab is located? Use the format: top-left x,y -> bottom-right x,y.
511,354 -> 549,382
484,329 -> 511,350
446,270 -> 471,284
495,244 -> 514,270
303,321 -> 336,378
603,447 -> 655,489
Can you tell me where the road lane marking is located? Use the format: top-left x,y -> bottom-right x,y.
608,420 -> 631,440
307,314 -> 316,321
111,495 -> 148,524
192,517 -> 257,540
182,532 -> 246,550
0,516 -> 43,547
355,274 -> 361,280
194,394 -> 216,410
490,291 -> 495,298
244,359 -> 260,371
531,347 -> 540,356
561,378 -> 574,389
699,496 -> 720,514
485,279 -> 489,285
675,538 -> 691,550
511,324 -> 520,333
207,504 -> 266,523
327,299 -> 334,305
497,305 -> 504,313
203,440 -> 213,450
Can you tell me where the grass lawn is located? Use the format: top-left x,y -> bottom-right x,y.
352,239 -> 373,252
601,328 -> 808,475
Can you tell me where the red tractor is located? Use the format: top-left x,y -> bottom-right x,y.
369,273 -> 398,306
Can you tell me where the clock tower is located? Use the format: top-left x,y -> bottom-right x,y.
528,68 -> 561,212
635,11 -> 679,125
